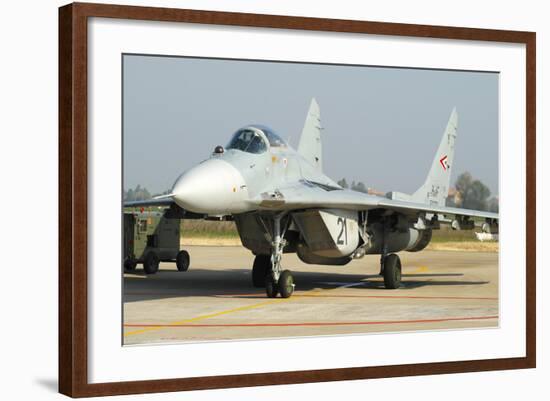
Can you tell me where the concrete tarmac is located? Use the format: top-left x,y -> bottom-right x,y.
123,246 -> 498,345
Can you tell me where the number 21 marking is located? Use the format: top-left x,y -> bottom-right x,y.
337,217 -> 347,245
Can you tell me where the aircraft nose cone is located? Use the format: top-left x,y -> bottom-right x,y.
172,159 -> 248,214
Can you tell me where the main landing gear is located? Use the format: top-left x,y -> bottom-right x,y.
378,216 -> 402,289
251,214 -> 295,298
381,253 -> 402,289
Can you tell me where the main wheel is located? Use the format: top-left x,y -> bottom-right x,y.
278,270 -> 294,298
383,253 -> 401,289
176,250 -> 190,272
252,255 -> 270,287
265,275 -> 279,298
124,258 -> 137,272
143,252 -> 159,275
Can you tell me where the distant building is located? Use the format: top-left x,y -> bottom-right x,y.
367,187 -> 386,197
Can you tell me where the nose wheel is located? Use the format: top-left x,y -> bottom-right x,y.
254,255 -> 295,298
265,270 -> 294,298
265,275 -> 279,298
277,270 -> 294,298
263,243 -> 296,298
255,213 -> 295,298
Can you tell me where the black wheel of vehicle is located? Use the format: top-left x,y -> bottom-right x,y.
252,255 -> 270,287
383,253 -> 401,289
143,252 -> 159,275
176,250 -> 190,272
278,270 -> 294,299
124,258 -> 137,272
265,275 -> 279,298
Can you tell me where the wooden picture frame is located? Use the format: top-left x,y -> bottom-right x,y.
59,2 -> 536,397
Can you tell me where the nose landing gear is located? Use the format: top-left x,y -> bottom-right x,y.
252,213 -> 295,298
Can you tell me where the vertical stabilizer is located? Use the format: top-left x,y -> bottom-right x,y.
412,108 -> 458,206
298,98 -> 323,171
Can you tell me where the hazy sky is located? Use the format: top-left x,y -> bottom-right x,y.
123,54 -> 499,196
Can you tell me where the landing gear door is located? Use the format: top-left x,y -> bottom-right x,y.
320,209 -> 359,256
293,209 -> 359,258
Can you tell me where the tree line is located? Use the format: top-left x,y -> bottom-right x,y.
447,172 -> 498,213
336,178 -> 368,193
123,185 -> 170,202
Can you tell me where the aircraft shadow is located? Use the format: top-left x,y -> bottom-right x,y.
123,267 -> 488,303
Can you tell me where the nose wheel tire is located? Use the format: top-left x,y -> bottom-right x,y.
143,252 -> 159,275
252,255 -> 270,288
265,270 -> 295,298
383,253 -> 402,289
176,250 -> 190,272
265,276 -> 279,298
278,270 -> 295,298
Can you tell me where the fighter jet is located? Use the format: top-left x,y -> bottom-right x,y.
126,98 -> 499,298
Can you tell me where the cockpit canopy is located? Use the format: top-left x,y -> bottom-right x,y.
226,126 -> 286,154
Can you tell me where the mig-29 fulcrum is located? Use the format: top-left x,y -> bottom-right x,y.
126,98 -> 499,299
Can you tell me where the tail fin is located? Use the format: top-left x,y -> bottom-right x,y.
298,98 -> 323,171
412,108 -> 458,206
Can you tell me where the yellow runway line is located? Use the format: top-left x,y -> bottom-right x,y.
124,298 -> 285,337
125,279 -> 362,337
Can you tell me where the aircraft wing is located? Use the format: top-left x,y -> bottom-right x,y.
253,181 -> 498,220
124,197 -> 175,208
123,197 -> 207,219
375,198 -> 498,219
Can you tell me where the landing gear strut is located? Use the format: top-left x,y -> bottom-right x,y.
256,213 -> 295,298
